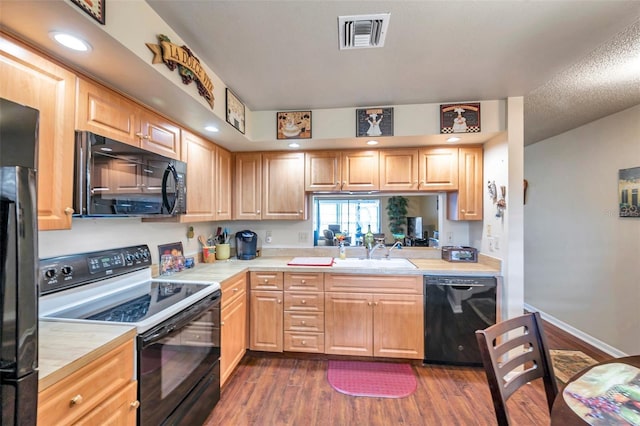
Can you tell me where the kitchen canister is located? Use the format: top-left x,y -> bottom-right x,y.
215,243 -> 230,260
202,246 -> 216,263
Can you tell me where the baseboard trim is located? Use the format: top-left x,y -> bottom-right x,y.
524,303 -> 627,358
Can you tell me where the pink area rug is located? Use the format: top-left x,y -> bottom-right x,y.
327,360 -> 417,398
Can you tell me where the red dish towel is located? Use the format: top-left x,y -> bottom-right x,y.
327,360 -> 417,398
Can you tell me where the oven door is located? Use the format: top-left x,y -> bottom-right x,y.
137,291 -> 220,425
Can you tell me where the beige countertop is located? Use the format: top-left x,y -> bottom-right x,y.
38,320 -> 136,392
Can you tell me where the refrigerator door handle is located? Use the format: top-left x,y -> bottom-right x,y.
0,197 -> 17,374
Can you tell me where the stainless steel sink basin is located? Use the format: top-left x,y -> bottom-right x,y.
331,258 -> 417,269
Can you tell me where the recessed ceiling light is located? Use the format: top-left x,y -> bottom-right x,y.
49,32 -> 91,52
288,142 -> 300,148
447,136 -> 461,142
205,125 -> 219,132
367,140 -> 379,145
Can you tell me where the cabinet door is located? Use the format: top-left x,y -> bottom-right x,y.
249,290 -> 283,352
74,380 -> 138,426
76,78 -> 139,146
0,34 -> 76,230
373,294 -> 424,359
341,150 -> 379,191
221,291 -> 247,386
324,292 -> 373,356
449,146 -> 483,221
233,153 -> 262,220
305,151 -> 341,191
418,147 -> 459,191
181,131 -> 215,222
379,149 -> 419,191
214,146 -> 233,220
262,152 -> 306,220
138,109 -> 181,160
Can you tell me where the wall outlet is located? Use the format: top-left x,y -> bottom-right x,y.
487,224 -> 492,237
447,232 -> 453,243
265,230 -> 272,244
298,232 -> 309,243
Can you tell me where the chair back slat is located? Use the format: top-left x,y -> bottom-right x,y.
475,311 -> 559,425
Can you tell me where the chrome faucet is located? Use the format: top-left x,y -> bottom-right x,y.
386,241 -> 403,258
367,242 -> 387,260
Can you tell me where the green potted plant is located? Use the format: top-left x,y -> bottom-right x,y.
386,196 -> 408,239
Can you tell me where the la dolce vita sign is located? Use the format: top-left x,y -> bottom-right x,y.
146,34 -> 214,109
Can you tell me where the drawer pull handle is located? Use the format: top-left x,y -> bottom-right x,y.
70,394 -> 83,405
130,400 -> 140,409
301,300 -> 307,304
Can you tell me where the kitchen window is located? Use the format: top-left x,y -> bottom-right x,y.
313,197 -> 380,246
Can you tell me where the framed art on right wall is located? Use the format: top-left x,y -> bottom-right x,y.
619,166 -> 640,217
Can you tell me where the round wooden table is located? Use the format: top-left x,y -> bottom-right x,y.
550,355 -> 640,425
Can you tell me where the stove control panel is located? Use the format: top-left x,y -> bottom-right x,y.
39,245 -> 151,295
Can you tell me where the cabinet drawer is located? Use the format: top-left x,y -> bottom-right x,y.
74,380 -> 138,426
221,273 -> 247,308
38,340 -> 134,426
284,292 -> 324,311
250,271 -> 283,290
325,274 -> 422,294
284,272 -> 324,291
284,312 -> 324,332
284,332 -> 324,353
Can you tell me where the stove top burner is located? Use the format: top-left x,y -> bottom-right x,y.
88,294 -> 151,322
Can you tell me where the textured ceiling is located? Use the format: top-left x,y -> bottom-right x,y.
0,1 -> 639,149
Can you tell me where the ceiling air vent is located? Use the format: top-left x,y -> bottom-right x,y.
338,13 -> 390,50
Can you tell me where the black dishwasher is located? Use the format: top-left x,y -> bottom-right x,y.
424,275 -> 497,366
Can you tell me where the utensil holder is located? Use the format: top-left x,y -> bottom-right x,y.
215,243 -> 230,260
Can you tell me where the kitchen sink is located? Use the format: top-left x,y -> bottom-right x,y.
331,258 -> 417,269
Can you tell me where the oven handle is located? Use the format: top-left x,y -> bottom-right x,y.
139,291 -> 221,348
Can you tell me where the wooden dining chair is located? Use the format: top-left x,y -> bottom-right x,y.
475,311 -> 559,426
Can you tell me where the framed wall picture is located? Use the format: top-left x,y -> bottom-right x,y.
440,103 -> 481,133
277,111 -> 312,139
70,0 -> 105,25
356,107 -> 393,137
226,89 -> 245,134
619,166 -> 640,217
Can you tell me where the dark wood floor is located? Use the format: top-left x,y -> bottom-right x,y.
204,321 -> 612,426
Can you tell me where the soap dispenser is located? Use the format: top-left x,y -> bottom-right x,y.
338,241 -> 346,259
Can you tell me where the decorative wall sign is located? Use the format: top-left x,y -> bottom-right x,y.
440,103 -> 481,133
356,107 -> 393,137
619,166 -> 640,217
226,89 -> 245,134
70,0 -> 105,25
146,35 -> 214,109
277,111 -> 312,139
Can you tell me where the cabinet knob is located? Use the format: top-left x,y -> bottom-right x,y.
299,209 -> 303,214
233,288 -> 239,292
301,340 -> 307,345
301,320 -> 306,325
221,321 -> 225,326
70,394 -> 83,405
374,302 -> 378,306
264,279 -> 269,283
277,299 -> 282,304
256,210 -> 261,214
135,132 -> 144,138
461,209 -> 466,213
335,182 -> 340,187
301,280 -> 306,284
301,300 -> 307,304
143,134 -> 150,140
64,207 -> 74,215
368,302 -> 373,307
130,400 -> 140,409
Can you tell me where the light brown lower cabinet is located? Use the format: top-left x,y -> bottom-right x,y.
220,273 -> 247,386
324,274 -> 424,359
284,272 -> 325,353
37,339 -> 137,425
249,272 -> 284,352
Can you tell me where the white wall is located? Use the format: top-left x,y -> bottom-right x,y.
524,104 -> 640,355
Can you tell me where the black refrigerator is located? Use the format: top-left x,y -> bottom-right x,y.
1,98 -> 39,425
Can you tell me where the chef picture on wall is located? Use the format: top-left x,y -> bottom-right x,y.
356,107 -> 394,137
440,103 -> 481,134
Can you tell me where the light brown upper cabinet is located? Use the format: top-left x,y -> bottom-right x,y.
305,151 -> 341,191
76,79 -> 181,160
235,152 -> 306,220
448,146 -> 483,221
418,147 -> 459,191
379,149 -> 419,191
262,152 -> 306,220
1,33 -> 76,230
214,146 -> 233,220
234,153 -> 262,220
180,131 -> 215,222
305,150 -> 379,192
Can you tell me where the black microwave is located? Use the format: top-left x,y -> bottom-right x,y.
74,131 -> 187,217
